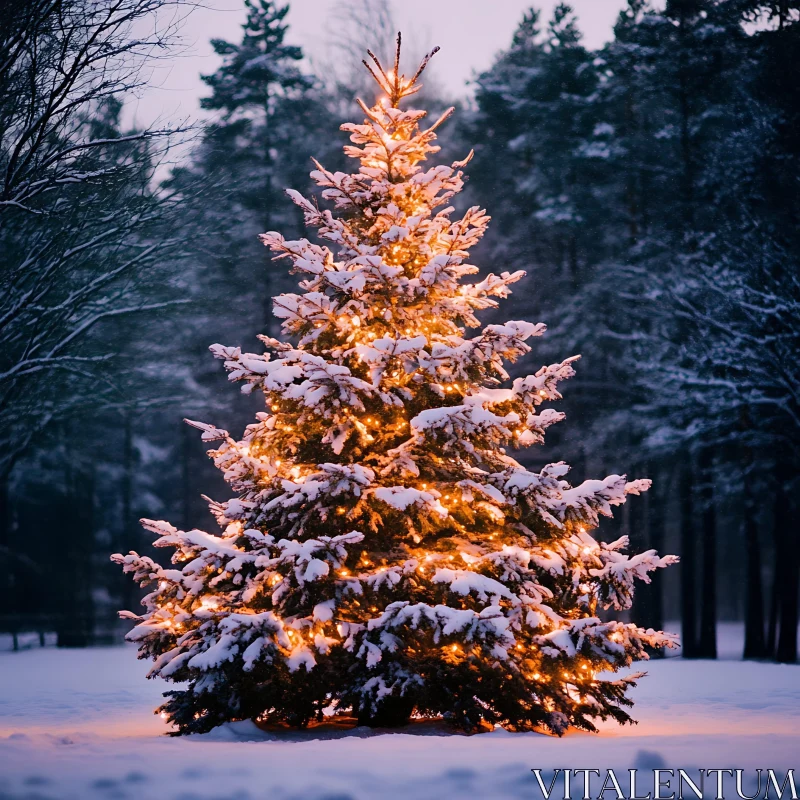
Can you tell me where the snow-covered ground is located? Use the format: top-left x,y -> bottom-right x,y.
1,626 -> 798,800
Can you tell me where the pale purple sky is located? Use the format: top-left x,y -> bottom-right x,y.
131,1 -> 627,129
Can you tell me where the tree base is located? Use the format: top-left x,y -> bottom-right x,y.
357,694 -> 416,728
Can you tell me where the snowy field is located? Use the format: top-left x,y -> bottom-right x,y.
1,626 -> 798,800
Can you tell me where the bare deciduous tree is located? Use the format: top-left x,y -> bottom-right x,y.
0,0 -> 193,478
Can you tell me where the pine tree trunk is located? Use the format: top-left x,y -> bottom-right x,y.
649,469 -> 666,632
262,83 -> 273,336
0,471 -> 8,552
698,448 -> 717,659
676,7 -> 696,239
767,546 -> 782,657
775,457 -> 798,663
680,453 -> 699,658
632,463 -> 660,632
57,427 -> 95,647
122,413 -> 133,541
0,470 -> 10,617
84,464 -> 96,645
181,421 -> 192,530
121,412 -> 137,613
742,453 -> 766,659
357,694 -> 415,728
768,463 -> 787,657
623,86 -> 639,245
639,471 -> 652,625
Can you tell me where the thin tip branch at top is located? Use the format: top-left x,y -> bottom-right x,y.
361,32 -> 441,108
394,31 -> 402,79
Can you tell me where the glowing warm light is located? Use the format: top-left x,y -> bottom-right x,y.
109,35 -> 677,738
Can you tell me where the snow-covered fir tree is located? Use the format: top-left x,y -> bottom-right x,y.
113,38 -> 678,736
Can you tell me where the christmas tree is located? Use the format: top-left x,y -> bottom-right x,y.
113,37 -> 678,736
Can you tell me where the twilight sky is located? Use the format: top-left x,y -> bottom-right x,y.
131,1 -> 627,130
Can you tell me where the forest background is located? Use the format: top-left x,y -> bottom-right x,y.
1,0 -> 798,663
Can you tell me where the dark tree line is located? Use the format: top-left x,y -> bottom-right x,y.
1,0 -> 798,661
463,0 -> 800,661
0,0 -> 198,644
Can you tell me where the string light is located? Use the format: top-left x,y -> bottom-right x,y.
112,36 -> 674,737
